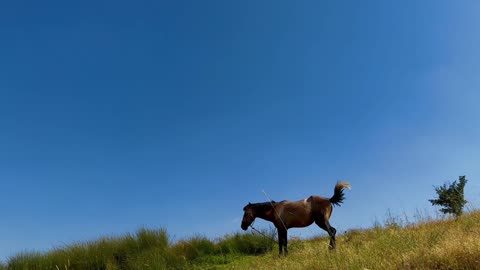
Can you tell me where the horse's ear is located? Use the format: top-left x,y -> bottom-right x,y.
248,202 -> 251,205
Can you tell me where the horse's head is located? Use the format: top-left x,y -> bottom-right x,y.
241,202 -> 255,230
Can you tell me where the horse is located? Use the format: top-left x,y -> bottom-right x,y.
241,181 -> 350,255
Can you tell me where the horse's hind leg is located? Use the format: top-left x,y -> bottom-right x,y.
327,223 -> 337,249
315,219 -> 337,250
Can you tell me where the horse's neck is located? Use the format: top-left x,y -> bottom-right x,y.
256,208 -> 276,223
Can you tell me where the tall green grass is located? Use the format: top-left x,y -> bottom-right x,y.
5,228 -> 275,270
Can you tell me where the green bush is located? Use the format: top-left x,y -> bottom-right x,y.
136,228 -> 169,251
7,228 -> 171,270
127,247 -> 185,270
170,236 -> 216,261
5,228 -> 275,269
8,252 -> 46,270
429,175 -> 468,217
217,230 -> 276,255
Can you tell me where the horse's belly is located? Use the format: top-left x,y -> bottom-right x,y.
289,220 -> 314,228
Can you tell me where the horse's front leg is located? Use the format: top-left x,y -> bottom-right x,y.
277,230 -> 282,255
277,229 -> 288,256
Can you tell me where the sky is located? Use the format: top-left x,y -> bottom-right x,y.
1,0 -> 480,261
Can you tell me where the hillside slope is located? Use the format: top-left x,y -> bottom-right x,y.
2,211 -> 479,270
220,210 -> 480,270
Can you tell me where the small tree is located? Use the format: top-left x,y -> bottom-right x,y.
429,175 -> 468,217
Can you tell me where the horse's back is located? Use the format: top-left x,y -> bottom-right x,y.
277,199 -> 315,228
309,195 -> 333,218
308,195 -> 330,204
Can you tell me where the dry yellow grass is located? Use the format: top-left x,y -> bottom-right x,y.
215,211 -> 480,270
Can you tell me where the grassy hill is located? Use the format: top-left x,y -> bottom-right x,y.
1,210 -> 479,270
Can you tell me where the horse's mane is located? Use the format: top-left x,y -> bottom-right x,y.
245,200 -> 285,212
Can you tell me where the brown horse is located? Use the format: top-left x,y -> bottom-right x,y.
241,182 -> 350,255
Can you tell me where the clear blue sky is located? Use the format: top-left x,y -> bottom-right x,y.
1,0 -> 480,260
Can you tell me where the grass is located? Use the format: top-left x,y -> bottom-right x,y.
3,211 -> 480,269
4,228 -> 276,270
221,210 -> 480,270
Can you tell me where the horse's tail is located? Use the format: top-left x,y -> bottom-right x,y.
329,181 -> 351,207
